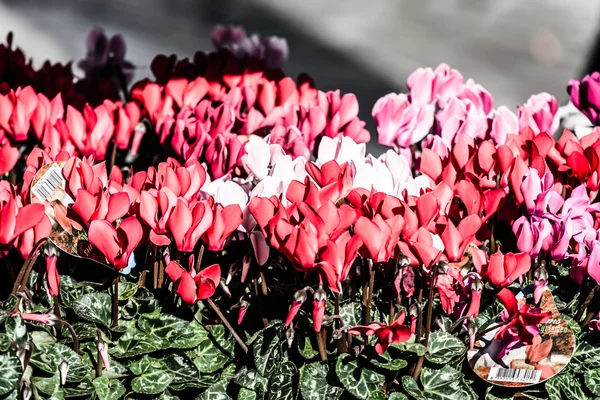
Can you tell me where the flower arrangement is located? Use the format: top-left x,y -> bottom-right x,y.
0,24 -> 600,400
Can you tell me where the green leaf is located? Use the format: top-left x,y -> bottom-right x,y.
131,370 -> 173,394
585,369 -> 600,396
0,334 -> 11,352
119,281 -> 139,300
32,373 -> 61,395
300,363 -> 343,400
402,375 -> 424,398
369,351 -> 408,370
59,276 -> 98,308
31,330 -> 57,347
560,373 -> 589,399
546,374 -> 565,400
238,388 -> 257,400
425,331 -> 466,364
233,367 -> 268,396
0,352 -> 23,395
111,328 -> 158,358
340,302 -> 362,327
138,312 -> 208,349
93,376 -> 126,400
73,292 -> 112,326
368,391 -> 387,400
572,342 -> 600,372
392,342 -> 428,356
252,323 -> 283,377
199,380 -> 232,400
29,343 -> 88,382
61,322 -> 97,343
297,335 -> 318,359
563,315 -> 582,338
160,353 -> 200,388
268,361 -> 296,400
336,354 -> 385,400
130,355 -> 166,375
5,315 -> 27,345
191,325 -> 234,374
64,379 -> 95,397
389,393 -> 409,400
403,366 -> 475,400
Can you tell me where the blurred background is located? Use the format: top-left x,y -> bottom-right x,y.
1,0 -> 599,154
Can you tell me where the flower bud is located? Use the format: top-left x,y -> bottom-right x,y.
59,357 -> 69,385
21,382 -> 32,400
409,302 -> 420,318
470,277 -> 483,292
286,326 -> 295,347
534,265 -> 549,281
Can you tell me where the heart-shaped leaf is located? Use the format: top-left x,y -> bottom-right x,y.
30,343 -> 88,382
252,322 -> 283,377
5,315 -> 27,345
111,328 -> 158,358
584,369 -> 600,396
138,312 -> 207,349
425,331 -> 466,364
190,325 -> 234,374
199,380 -> 232,400
131,370 -> 173,394
73,292 -> 112,326
268,361 -> 296,400
299,362 -> 343,400
336,353 -> 385,400
93,376 -> 126,400
160,353 -> 200,389
0,352 -> 22,395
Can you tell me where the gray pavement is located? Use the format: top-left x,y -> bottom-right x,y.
0,0 -> 598,154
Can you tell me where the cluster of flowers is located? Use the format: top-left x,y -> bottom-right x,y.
6,24 -> 600,385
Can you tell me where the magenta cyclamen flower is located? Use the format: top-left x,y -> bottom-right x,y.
407,63 -> 464,106
78,26 -> 135,83
568,72 -> 600,125
373,93 -> 434,148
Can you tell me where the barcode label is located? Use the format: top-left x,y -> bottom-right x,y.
31,163 -> 73,205
488,367 -> 541,384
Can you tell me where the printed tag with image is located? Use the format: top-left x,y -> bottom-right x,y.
30,162 -> 109,266
467,285 -> 575,387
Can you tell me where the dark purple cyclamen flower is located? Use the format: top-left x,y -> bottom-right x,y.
568,73 -> 600,125
78,26 -> 135,84
210,24 -> 289,69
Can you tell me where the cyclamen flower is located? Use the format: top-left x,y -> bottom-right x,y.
518,93 -> 559,136
166,261 -> 221,304
348,311 -> 412,354
568,72 -> 600,125
407,63 -> 464,106
373,93 -> 434,148
211,25 -> 289,69
78,26 -> 135,83
89,216 -> 143,269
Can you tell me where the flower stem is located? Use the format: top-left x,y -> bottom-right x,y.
60,321 -> 79,354
576,283 -> 599,323
582,310 -> 597,328
364,267 -> 376,325
259,271 -> 268,297
412,267 -> 438,381
389,257 -> 401,325
207,298 -> 248,353
195,244 -> 205,273
111,274 -> 119,328
316,329 -> 328,362
12,238 -> 46,295
334,293 -> 348,354
158,258 -> 165,288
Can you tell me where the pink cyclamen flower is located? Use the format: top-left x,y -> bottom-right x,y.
407,63 -> 464,106
490,106 -> 518,145
437,97 -> 488,143
518,93 -> 559,136
89,216 -> 143,269
373,93 -> 434,148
